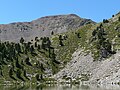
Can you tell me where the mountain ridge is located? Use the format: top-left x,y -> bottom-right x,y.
0,14 -> 95,42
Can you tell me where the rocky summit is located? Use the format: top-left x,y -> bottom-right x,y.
0,14 -> 95,42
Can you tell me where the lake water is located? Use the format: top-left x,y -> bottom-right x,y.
0,84 -> 120,90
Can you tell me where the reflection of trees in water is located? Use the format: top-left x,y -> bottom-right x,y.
8,85 -> 29,90
62,84 -> 72,90
1,84 -> 120,90
0,85 -> 45,90
80,85 -> 90,90
36,84 -> 56,90
36,85 -> 43,90
16,86 -> 29,90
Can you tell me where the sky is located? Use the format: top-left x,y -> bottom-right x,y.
0,0 -> 120,24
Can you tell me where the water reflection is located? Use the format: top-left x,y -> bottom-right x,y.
0,84 -> 120,90
80,85 -> 90,89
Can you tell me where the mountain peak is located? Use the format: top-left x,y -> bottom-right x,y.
0,14 -> 95,42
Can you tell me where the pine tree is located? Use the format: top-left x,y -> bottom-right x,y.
92,24 -> 112,59
20,37 -> 24,44
119,16 -> 120,21
51,31 -> 54,35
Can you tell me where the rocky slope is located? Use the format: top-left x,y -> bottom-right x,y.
54,49 -> 120,84
0,14 -> 95,42
53,12 -> 120,84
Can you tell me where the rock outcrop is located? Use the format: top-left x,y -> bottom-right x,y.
0,14 -> 95,42
54,49 -> 120,84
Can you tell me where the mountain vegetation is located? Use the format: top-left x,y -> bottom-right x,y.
0,12 -> 120,84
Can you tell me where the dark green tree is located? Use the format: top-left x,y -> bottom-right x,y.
20,37 -> 24,44
9,67 -> 17,80
16,69 -> 25,81
119,16 -> 120,21
51,31 -> 54,35
25,57 -> 32,66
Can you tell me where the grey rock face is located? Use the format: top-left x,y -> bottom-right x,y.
54,49 -> 120,84
0,14 -> 95,42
